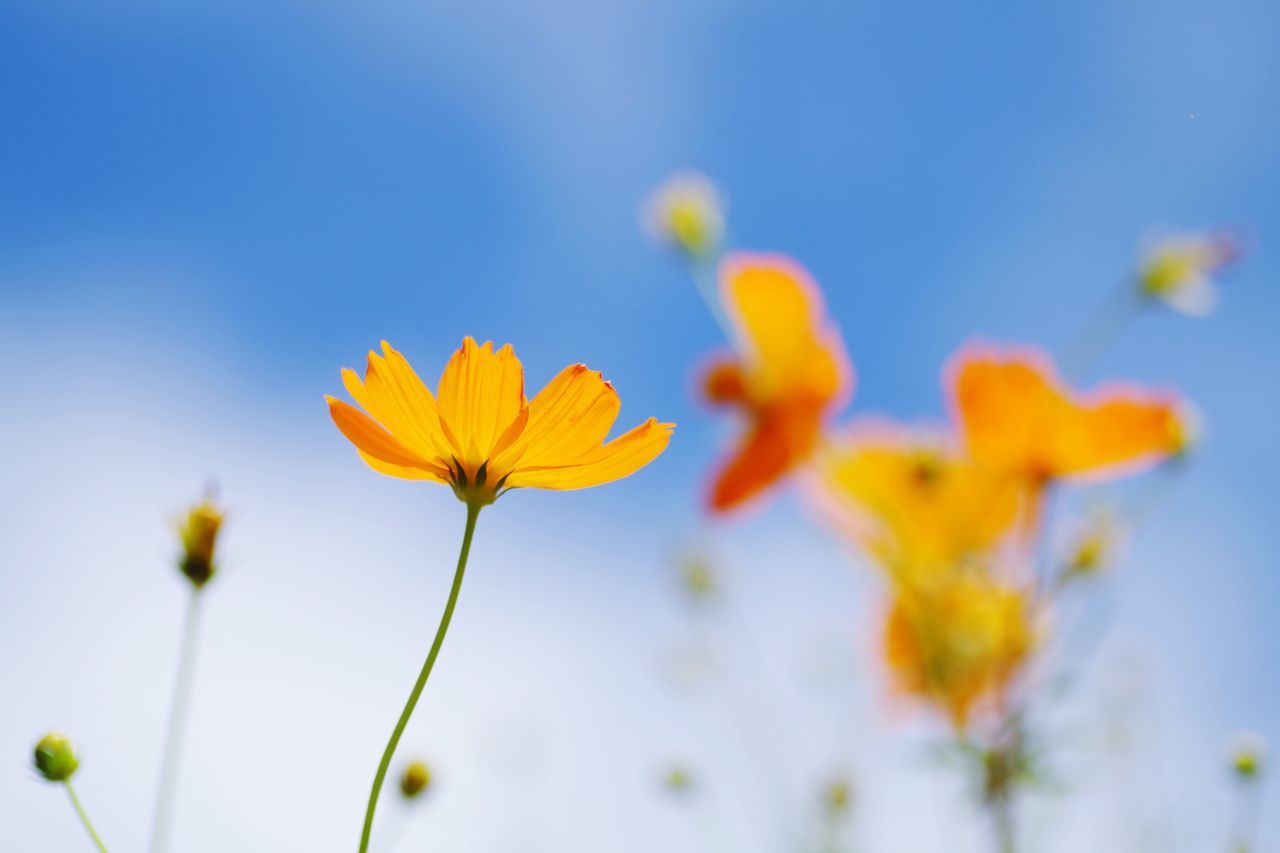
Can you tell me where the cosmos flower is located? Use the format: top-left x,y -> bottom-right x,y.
883,574 -> 1036,728
1138,231 -> 1240,316
948,343 -> 1185,486
816,422 -> 1022,581
702,254 -> 852,512
642,170 -> 726,259
328,338 -> 674,505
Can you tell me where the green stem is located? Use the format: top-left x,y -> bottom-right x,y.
149,588 -> 203,853
65,780 -> 109,852
358,501 -> 482,853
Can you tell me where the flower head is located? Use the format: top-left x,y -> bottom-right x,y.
33,732 -> 79,782
328,339 -> 674,505
177,493 -> 226,588
642,171 -> 725,259
1139,231 -> 1240,316
701,254 -> 852,512
816,422 -> 1021,582
948,343 -> 1184,485
883,575 -> 1036,728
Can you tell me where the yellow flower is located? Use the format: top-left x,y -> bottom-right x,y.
642,170 -> 725,258
1138,231 -> 1239,316
816,422 -> 1021,582
883,574 -> 1036,729
328,338 -> 674,505
177,496 -> 225,588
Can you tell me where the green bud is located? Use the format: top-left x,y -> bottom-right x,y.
1229,731 -> 1266,782
824,777 -> 853,817
399,760 -> 431,799
663,765 -> 693,795
33,733 -> 79,782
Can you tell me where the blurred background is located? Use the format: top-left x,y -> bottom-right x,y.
1,0 -> 1277,850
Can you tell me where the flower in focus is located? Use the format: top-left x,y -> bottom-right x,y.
33,733 -> 79,782
399,760 -> 432,799
883,575 -> 1037,728
177,494 -> 226,588
642,171 -> 725,259
702,254 -> 853,512
328,339 -> 674,505
949,343 -> 1185,486
1227,731 -> 1266,782
1138,231 -> 1240,316
816,422 -> 1021,582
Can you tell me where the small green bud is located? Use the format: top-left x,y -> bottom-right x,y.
824,777 -> 853,817
399,760 -> 432,799
678,555 -> 718,604
663,765 -> 694,795
33,733 -> 79,782
1228,731 -> 1266,782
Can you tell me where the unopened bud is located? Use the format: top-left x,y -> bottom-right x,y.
399,760 -> 432,799
33,733 -> 79,782
177,493 -> 225,588
1228,731 -> 1266,782
663,765 -> 694,795
824,777 -> 853,817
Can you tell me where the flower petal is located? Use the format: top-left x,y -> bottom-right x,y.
493,363 -> 621,471
1057,390 -> 1182,478
327,396 -> 449,477
436,337 -> 526,464
708,405 -> 822,511
506,418 -> 674,490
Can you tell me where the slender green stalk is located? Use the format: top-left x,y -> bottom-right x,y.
149,588 -> 203,853
359,501 -> 482,853
65,780 -> 109,852
1060,282 -> 1147,381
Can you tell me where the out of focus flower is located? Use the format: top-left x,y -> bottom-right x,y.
663,765 -> 694,795
1059,506 -> 1124,584
33,733 -> 79,782
329,338 -> 674,505
883,575 -> 1036,728
177,495 -> 225,588
823,777 -> 854,817
399,760 -> 432,799
702,255 -> 853,512
1138,231 -> 1240,316
642,171 -> 725,259
817,423 -> 1021,582
949,343 -> 1184,486
677,553 -> 719,604
1228,731 -> 1266,782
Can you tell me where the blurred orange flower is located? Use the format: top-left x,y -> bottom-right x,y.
328,338 -> 674,504
817,422 -> 1021,582
947,343 -> 1185,485
702,254 -> 852,512
883,574 -> 1036,728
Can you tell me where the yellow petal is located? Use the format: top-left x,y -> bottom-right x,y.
436,337 -> 526,464
357,450 -> 449,483
506,418 -> 675,490
327,396 -> 448,476
493,363 -> 621,472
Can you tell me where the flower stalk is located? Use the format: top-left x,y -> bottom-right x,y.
150,588 -> 204,853
66,780 -> 110,853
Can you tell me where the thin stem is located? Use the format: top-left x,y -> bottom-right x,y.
359,501 -> 482,853
149,588 -> 203,853
1230,778 -> 1264,853
689,255 -> 737,345
65,780 -> 109,852
990,794 -> 1015,853
1060,282 -> 1148,382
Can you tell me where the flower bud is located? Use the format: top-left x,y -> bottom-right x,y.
1228,731 -> 1266,782
642,171 -> 725,259
663,765 -> 694,795
824,777 -> 853,817
177,493 -> 225,588
399,760 -> 432,799
33,733 -> 79,782
678,554 -> 719,605
1138,231 -> 1239,317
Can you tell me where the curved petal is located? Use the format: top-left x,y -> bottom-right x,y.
436,337 -> 526,464
1058,390 -> 1182,478
357,451 -> 450,483
708,405 -> 822,512
492,363 -> 621,471
327,396 -> 449,477
505,418 -> 674,490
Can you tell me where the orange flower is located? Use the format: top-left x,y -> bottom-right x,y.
328,338 -> 674,505
701,254 -> 852,512
817,422 -> 1021,581
947,343 -> 1185,484
883,575 -> 1036,728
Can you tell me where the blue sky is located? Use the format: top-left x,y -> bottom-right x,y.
1,0 -> 1278,850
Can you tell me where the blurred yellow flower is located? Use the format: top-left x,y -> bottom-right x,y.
816,423 -> 1021,581
642,170 -> 725,258
883,574 -> 1036,728
948,343 -> 1184,485
1139,231 -> 1239,316
177,496 -> 225,588
702,254 -> 852,512
328,338 -> 674,505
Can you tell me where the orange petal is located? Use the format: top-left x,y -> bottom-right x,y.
1057,389 -> 1182,477
493,363 -> 621,471
720,253 -> 852,406
435,337 -> 526,464
708,405 -> 822,512
327,396 -> 449,477
357,451 -> 449,483
701,356 -> 748,405
505,418 -> 674,490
